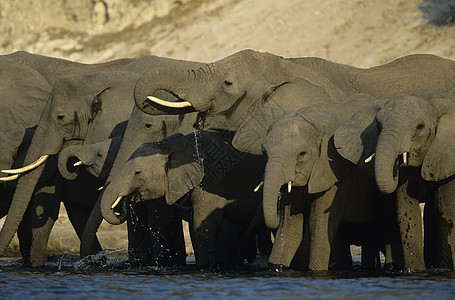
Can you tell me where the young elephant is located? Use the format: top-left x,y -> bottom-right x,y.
334,88 -> 455,271
100,131 -> 267,267
58,136 -> 122,182
262,94 -> 402,271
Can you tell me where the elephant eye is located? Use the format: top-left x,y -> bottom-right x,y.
416,122 -> 424,130
97,152 -> 103,157
224,80 -> 233,86
145,123 -> 153,130
299,151 -> 306,157
134,169 -> 141,175
57,114 -> 64,121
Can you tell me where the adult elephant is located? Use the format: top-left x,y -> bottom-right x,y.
0,71 -> 140,265
100,131 -> 267,268
134,50 -> 455,157
334,88 -> 455,271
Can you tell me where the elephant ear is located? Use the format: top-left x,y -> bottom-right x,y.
334,99 -> 389,165
164,135 -> 205,205
232,101 -> 287,155
308,132 -> 338,194
421,99 -> 455,181
88,87 -> 108,124
232,82 -> 303,155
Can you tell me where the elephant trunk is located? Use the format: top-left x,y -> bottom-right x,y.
134,67 -> 206,115
263,160 -> 288,229
100,177 -> 128,225
374,131 -> 402,194
80,196 -> 103,257
57,145 -> 82,180
0,126 -> 49,254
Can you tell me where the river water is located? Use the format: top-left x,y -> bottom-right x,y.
1,252 -> 455,299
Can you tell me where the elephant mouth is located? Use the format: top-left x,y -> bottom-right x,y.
194,112 -> 207,130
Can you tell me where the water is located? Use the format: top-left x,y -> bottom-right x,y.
1,254 -> 455,299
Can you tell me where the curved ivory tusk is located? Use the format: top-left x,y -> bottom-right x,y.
0,174 -> 19,181
364,153 -> 375,164
2,155 -> 49,174
147,96 -> 193,108
254,181 -> 264,192
73,161 -> 83,167
98,186 -> 104,191
288,181 -> 292,193
402,152 -> 408,165
111,195 -> 123,209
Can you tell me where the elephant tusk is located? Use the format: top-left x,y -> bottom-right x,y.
98,186 -> 104,191
254,181 -> 264,192
402,152 -> 408,165
364,153 -> 375,163
288,181 -> 292,193
73,161 -> 83,167
111,195 -> 123,209
147,96 -> 193,108
0,174 -> 19,181
2,155 -> 49,174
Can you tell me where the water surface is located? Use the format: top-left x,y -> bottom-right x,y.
1,253 -> 454,299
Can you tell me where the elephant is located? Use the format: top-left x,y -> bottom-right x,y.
134,50 -> 455,159
260,94 -> 402,271
100,131 -> 267,267
0,70 -> 139,266
334,88 -> 455,271
58,136 -> 122,182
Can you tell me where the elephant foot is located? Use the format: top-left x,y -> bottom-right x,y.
268,263 -> 289,272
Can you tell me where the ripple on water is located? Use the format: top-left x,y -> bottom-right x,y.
1,256 -> 455,299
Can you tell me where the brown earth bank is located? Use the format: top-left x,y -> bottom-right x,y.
0,0 -> 453,257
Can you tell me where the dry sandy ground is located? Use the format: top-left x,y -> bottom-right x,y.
1,0 -> 454,256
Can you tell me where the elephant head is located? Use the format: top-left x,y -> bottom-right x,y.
0,71 -> 137,254
133,49 -> 345,155
261,94 -> 375,228
100,133 -> 204,222
334,90 -> 455,194
57,136 -> 122,181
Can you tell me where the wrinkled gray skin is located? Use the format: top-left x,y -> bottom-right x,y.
334,88 -> 455,271
101,131 -> 266,267
133,50 -> 455,158
262,94 -> 403,271
58,136 -> 122,182
0,54 -> 209,266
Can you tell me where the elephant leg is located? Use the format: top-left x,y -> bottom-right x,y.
424,196 -> 437,269
64,202 -> 102,254
191,188 -> 225,268
329,222 -> 353,270
432,179 -> 455,269
143,199 -> 186,267
29,183 -> 60,267
308,186 -> 341,271
17,204 -> 33,265
396,168 -> 426,271
376,192 -> 404,271
268,188 -> 304,270
127,201 -> 150,266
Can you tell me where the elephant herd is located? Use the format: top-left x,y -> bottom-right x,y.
0,49 -> 455,272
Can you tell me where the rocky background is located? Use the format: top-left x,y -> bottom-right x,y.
0,0 -> 454,255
